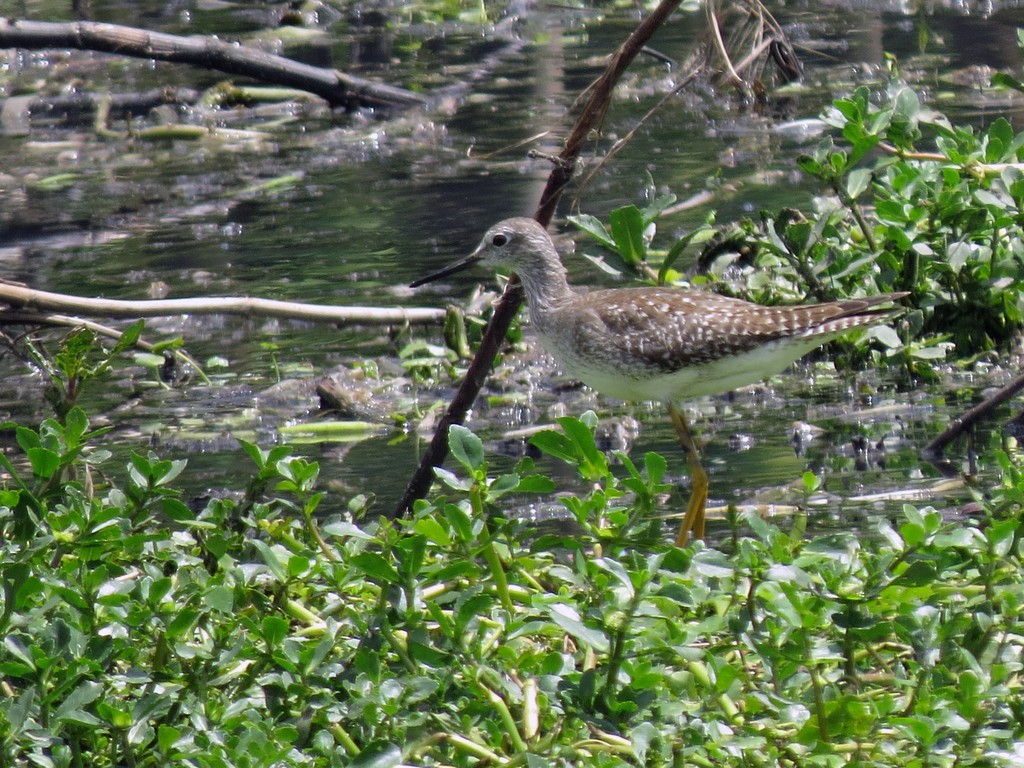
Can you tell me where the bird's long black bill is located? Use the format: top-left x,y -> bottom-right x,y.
409,252 -> 483,288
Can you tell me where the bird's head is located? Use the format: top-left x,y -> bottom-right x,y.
409,217 -> 555,288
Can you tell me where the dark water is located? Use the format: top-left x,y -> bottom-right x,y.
0,0 -> 1018,531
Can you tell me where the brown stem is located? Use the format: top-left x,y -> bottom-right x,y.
395,0 -> 685,516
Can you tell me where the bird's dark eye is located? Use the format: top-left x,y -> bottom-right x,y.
492,233 -> 509,247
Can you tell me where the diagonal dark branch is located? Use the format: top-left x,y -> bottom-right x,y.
0,19 -> 428,109
922,370 -> 1024,461
395,0 -> 685,517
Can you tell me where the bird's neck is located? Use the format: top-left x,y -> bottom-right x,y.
516,260 -> 576,320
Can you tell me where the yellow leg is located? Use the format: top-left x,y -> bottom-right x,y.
668,403 -> 708,546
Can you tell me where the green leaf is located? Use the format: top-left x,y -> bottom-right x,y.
6,688 -> 34,731
846,168 -> 873,199
448,424 -> 484,473
608,205 -> 647,266
407,638 -> 448,667
658,223 -> 716,283
112,319 -> 145,354
3,636 -> 35,670
893,560 -> 937,587
1,564 -> 32,616
157,724 -> 182,752
350,742 -> 402,768
992,71 -> 1024,94
55,708 -> 101,726
15,426 -> 40,454
63,407 -> 89,446
900,520 -> 925,547
27,447 -> 60,479
797,153 -> 823,176
262,615 -> 290,647
515,474 -> 556,493
161,498 -> 196,522
631,722 -> 660,762
568,214 -> 615,250
556,415 -> 608,480
986,117 -> 1014,162
252,540 -> 289,582
456,593 -> 494,633
643,451 -> 667,484
444,503 -> 475,543
434,466 -> 472,492
412,515 -> 451,546
288,555 -> 311,578
238,439 -> 269,469
529,429 -> 575,463
153,458 -> 187,487
167,609 -> 199,640
395,535 -> 427,578
351,552 -> 401,585
641,192 -> 677,221
546,603 -> 608,652
869,325 -> 903,348
204,585 -> 234,614
893,86 -> 920,121
54,681 -> 104,723
486,472 -> 520,500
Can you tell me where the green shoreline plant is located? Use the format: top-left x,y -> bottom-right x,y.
568,76 -> 1024,382
1,325 -> 1023,767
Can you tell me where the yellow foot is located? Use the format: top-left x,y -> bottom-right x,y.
675,461 -> 708,547
668,402 -> 709,547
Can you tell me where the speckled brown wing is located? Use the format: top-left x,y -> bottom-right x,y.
577,288 -> 903,374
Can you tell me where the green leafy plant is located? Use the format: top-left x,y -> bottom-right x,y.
571,79 -> 1024,380
23,321 -> 143,421
1,335 -> 1023,765
805,83 -> 1024,356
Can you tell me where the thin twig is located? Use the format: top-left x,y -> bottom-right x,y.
573,0 -> 797,208
706,0 -> 745,90
572,64 -> 705,208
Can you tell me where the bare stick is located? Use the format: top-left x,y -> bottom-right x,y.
395,0 -> 686,517
0,282 -> 445,325
0,19 -> 427,110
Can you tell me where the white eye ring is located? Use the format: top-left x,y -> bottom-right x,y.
492,233 -> 509,247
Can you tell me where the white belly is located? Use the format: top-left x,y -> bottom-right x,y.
540,332 -> 828,404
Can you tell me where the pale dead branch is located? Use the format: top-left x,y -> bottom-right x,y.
0,281 -> 446,325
